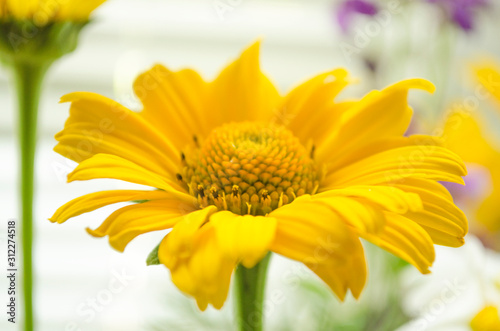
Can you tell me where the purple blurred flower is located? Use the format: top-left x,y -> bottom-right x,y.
336,0 -> 378,33
334,0 -> 488,33
428,0 -> 488,31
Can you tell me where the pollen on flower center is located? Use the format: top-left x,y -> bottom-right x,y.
180,122 -> 320,215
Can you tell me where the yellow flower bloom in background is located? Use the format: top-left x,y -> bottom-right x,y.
50,42 -> 467,310
442,111 -> 500,233
0,0 -> 107,63
476,63 -> 500,107
441,63 -> 500,236
0,0 -> 105,23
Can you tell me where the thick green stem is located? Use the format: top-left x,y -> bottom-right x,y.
234,253 -> 271,331
12,60 -> 49,331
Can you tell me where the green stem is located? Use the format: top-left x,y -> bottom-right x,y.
234,253 -> 271,331
12,60 -> 49,331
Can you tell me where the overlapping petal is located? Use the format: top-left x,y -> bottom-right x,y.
87,199 -> 198,252
56,92 -> 180,178
210,211 -> 277,268
270,196 -> 367,300
67,153 -> 187,193
279,69 -> 351,147
316,79 -> 435,165
159,206 -> 234,310
362,212 -> 435,274
134,66 -> 210,150
394,178 -> 468,245
322,144 -> 466,188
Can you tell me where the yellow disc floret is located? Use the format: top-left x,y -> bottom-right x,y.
180,122 -> 319,215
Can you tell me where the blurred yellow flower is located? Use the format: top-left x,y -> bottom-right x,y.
50,42 -> 467,310
0,0 -> 105,24
441,63 -> 500,235
0,0 -> 106,62
476,63 -> 500,108
470,305 -> 500,331
442,111 -> 500,233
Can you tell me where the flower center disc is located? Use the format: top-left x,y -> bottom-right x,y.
182,122 -> 319,215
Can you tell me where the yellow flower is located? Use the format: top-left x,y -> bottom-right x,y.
0,0 -> 105,24
50,42 -> 467,310
470,305 -> 500,331
441,63 -> 500,235
476,62 -> 500,108
442,111 -> 500,233
0,0 -> 106,63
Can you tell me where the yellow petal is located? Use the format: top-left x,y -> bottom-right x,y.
475,63 -> 500,106
323,145 -> 466,188
187,226 -> 235,309
161,206 -> 218,265
325,134 -> 445,173
57,0 -> 106,21
306,247 -> 366,300
67,153 -> 188,193
49,189 -> 175,224
208,41 -> 281,127
394,180 -> 468,238
280,69 -> 350,146
418,226 -> 464,247
317,79 -> 435,164
270,196 -> 366,299
362,213 -> 435,274
210,211 -> 277,268
135,66 -> 211,150
56,92 -> 179,178
396,178 -> 453,202
314,195 -> 385,234
318,185 -> 423,215
159,211 -> 234,310
87,199 -> 198,252
310,185 -> 424,237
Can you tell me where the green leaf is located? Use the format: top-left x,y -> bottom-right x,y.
146,243 -> 161,266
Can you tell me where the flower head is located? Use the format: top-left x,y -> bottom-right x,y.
51,42 -> 467,310
0,0 -> 105,24
0,0 -> 106,64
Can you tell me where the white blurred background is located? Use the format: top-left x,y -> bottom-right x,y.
1,0 -> 500,330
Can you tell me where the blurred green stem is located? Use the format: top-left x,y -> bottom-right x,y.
13,59 -> 49,331
234,253 -> 271,331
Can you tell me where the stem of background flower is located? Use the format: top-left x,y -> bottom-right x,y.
234,253 -> 271,331
12,59 -> 49,331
